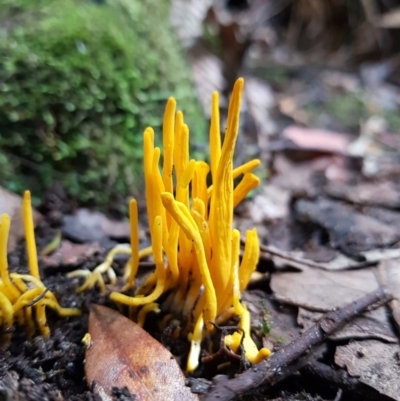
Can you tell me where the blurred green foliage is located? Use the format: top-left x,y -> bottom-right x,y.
305,91 -> 400,134
0,0 -> 205,206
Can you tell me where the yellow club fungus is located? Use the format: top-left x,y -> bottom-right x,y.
70,78 -> 270,371
0,191 -> 81,342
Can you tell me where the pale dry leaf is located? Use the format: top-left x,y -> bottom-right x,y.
271,266 -> 379,309
86,305 -> 198,401
262,243 -> 400,271
282,126 -> 352,154
271,266 -> 397,342
376,7 -> 400,28
335,340 -> 400,401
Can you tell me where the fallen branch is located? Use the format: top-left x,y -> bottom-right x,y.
201,286 -> 394,401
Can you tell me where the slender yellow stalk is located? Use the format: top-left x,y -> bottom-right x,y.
174,111 -> 184,177
193,161 -> 210,218
163,98 -> 176,230
22,191 -> 40,279
209,78 -> 244,298
144,128 -> 155,227
162,98 -> 176,196
187,314 -> 204,373
110,216 -> 166,306
0,214 -> 20,301
151,147 -> 169,249
176,125 -> 193,289
191,201 -> 211,264
35,301 -> 50,337
0,291 -> 13,342
219,229 -> 241,314
233,173 -> 260,207
239,229 -> 260,291
210,91 -> 221,182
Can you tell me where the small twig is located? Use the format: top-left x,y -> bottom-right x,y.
201,286 -> 394,401
202,323 -> 244,366
26,289 -> 49,307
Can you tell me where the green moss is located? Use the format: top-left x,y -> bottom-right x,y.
0,0 -> 205,207
259,319 -> 271,336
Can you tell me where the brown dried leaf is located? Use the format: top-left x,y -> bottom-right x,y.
335,340 -> 400,401
41,240 -> 101,268
86,305 -> 198,401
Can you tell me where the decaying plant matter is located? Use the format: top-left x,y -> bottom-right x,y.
70,78 -> 270,372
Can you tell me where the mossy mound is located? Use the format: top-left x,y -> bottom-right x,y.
0,0 -> 205,207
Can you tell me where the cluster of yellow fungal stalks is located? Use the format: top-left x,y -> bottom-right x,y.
0,191 -> 81,342
71,78 -> 270,371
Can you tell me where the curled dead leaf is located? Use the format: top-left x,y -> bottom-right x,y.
85,304 -> 198,401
